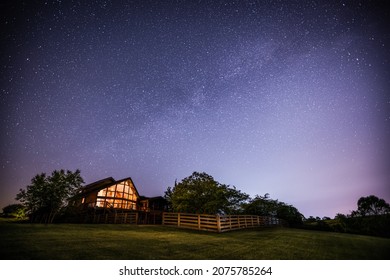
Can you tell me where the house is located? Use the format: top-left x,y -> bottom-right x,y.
71,176 -> 167,224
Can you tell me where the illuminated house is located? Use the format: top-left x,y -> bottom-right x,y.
76,177 -> 139,210
73,177 -> 166,215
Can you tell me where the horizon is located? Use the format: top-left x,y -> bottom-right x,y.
1,1 -> 389,219
0,168 -> 388,219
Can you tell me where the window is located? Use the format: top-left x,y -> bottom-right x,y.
96,198 -> 105,207
97,189 -> 107,197
94,180 -> 138,210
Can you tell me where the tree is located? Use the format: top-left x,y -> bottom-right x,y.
164,185 -> 174,212
242,194 -> 304,226
165,172 -> 249,214
16,169 -> 84,223
357,195 -> 390,216
305,216 -> 316,223
2,204 -> 26,219
242,194 -> 278,216
276,202 -> 304,226
333,213 -> 348,232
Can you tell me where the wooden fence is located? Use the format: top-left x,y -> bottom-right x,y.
86,211 -> 285,233
162,212 -> 284,233
92,212 -> 138,224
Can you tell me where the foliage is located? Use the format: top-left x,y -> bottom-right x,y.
303,195 -> 390,238
348,195 -> 390,237
16,169 -> 84,223
242,193 -> 276,216
1,204 -> 26,219
346,215 -> 390,237
275,202 -> 304,226
333,213 -> 348,232
165,172 -> 304,226
242,194 -> 304,227
165,172 -> 249,214
356,195 -> 390,216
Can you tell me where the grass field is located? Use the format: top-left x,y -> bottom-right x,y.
0,219 -> 389,260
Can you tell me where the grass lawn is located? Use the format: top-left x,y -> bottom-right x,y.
0,219 -> 389,260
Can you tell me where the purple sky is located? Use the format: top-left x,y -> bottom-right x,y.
1,1 -> 389,218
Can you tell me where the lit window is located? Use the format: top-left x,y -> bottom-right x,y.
96,198 -> 105,207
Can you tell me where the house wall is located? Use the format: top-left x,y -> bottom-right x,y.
77,178 -> 167,213
81,179 -> 139,210
83,192 -> 98,207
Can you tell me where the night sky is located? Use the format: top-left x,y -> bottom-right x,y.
1,0 -> 389,218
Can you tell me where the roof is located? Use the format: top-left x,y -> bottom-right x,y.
82,177 -> 116,193
80,176 -> 141,198
113,177 -> 141,198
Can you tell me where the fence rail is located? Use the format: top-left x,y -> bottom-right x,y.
162,212 -> 285,233
84,211 -> 284,232
92,212 -> 138,224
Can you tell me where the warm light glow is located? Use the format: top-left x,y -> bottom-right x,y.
94,179 -> 138,210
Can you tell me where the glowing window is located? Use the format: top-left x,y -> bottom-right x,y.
116,183 -> 124,193
96,198 -> 105,207
93,180 -> 139,209
97,188 -> 107,197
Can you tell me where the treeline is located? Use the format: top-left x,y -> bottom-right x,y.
3,170 -> 304,226
302,195 -> 390,238
2,170 -> 84,223
2,169 -> 389,238
164,172 -> 305,227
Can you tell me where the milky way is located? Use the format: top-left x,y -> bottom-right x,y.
1,0 -> 389,217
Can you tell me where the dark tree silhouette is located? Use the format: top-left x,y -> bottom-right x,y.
165,171 -> 249,214
2,203 -> 26,219
16,169 -> 84,223
357,195 -> 390,216
242,194 -> 304,226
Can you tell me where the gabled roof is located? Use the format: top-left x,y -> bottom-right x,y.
82,177 -> 116,193
114,177 -> 141,198
81,176 -> 141,198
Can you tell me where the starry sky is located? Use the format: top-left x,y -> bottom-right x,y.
1,0 -> 389,218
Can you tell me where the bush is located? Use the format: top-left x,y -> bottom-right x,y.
2,204 -> 26,219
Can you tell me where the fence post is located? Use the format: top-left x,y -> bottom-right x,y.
162,212 -> 165,225
178,213 -> 181,227
216,215 -> 221,232
198,214 -> 201,230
